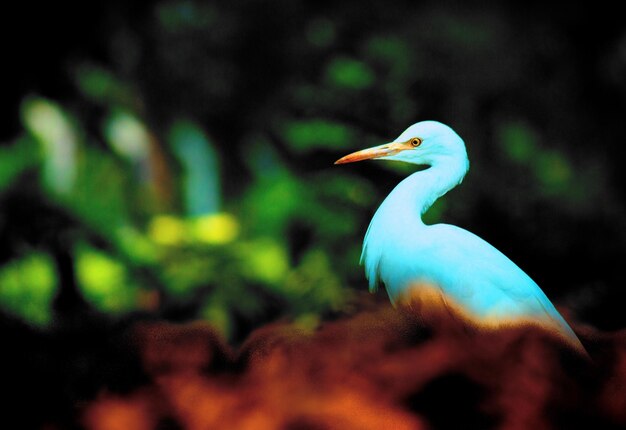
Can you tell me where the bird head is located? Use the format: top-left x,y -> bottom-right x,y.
335,121 -> 468,170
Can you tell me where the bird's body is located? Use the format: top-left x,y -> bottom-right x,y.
336,121 -> 585,353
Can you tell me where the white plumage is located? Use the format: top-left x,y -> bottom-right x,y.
336,121 -> 585,353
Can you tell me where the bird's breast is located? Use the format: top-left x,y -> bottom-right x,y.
361,205 -> 431,297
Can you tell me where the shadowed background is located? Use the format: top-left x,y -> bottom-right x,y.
1,1 -> 626,428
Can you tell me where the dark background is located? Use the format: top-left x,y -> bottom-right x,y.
1,1 -> 626,427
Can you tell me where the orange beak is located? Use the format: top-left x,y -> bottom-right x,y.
334,142 -> 407,164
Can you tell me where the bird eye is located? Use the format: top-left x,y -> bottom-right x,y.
410,138 -> 422,147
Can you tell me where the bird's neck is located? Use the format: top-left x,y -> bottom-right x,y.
388,158 -> 468,221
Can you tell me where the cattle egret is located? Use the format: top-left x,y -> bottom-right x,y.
335,121 -> 586,354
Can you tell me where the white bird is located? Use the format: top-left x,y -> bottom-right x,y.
335,120 -> 586,354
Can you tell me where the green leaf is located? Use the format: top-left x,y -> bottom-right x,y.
76,245 -> 140,313
0,253 -> 57,326
325,57 -> 375,90
0,136 -> 40,190
75,65 -> 137,107
498,122 -> 538,163
281,119 -> 355,153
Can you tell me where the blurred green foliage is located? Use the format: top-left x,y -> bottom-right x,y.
1,1 -> 626,335
0,253 -> 56,326
281,119 -> 355,153
325,57 -> 375,90
76,244 -> 140,314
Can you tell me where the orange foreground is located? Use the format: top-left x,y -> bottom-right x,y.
81,297 -> 625,430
